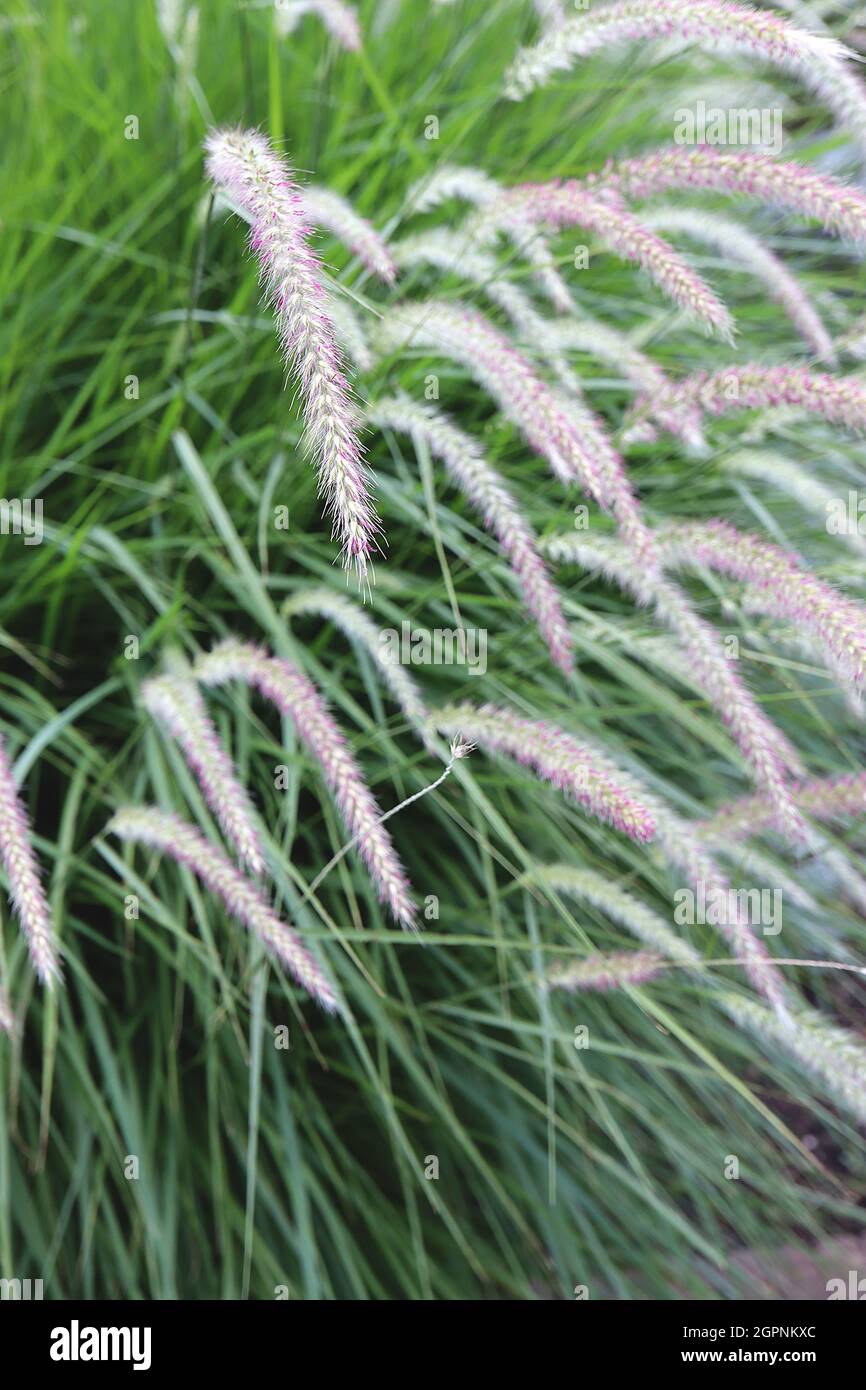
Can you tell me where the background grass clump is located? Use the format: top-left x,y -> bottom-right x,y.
1,0 -> 866,1300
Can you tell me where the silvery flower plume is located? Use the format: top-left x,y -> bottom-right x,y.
725,589 -> 866,715
628,632 -> 712,693
538,848 -> 815,946
391,231 -> 578,393
0,735 -> 59,986
723,450 -> 866,559
538,872 -> 866,1120
431,703 -> 658,844
597,148 -> 866,248
548,317 -> 706,449
653,518 -> 866,701
703,840 -> 819,915
529,863 -> 702,968
541,532 -> 809,848
274,0 -> 361,50
548,950 -> 666,992
140,673 -> 266,876
703,769 -> 866,919
536,860 -> 849,1093
455,700 -> 789,1010
705,769 -> 866,842
194,639 -> 417,928
435,702 -> 788,1012
485,183 -> 734,340
406,163 -> 574,313
634,364 -> 866,443
731,811 -> 866,918
204,127 -> 379,581
283,585 -> 433,747
408,163 -> 500,214
557,388 -> 665,575
386,308 -> 797,827
532,850 -> 787,1019
377,300 -> 609,501
642,208 -> 835,362
108,806 -> 338,1012
503,0 -> 866,159
653,806 -> 793,1020
383,298 -> 670,584
722,993 -> 866,1126
301,186 -> 396,284
368,396 -> 575,674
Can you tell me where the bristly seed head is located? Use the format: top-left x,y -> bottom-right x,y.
194,639 -> 418,929
0,735 -> 59,987
140,673 -> 267,876
204,126 -> 380,583
108,806 -> 340,1012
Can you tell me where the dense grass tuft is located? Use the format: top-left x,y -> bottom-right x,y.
2,0 -> 865,1300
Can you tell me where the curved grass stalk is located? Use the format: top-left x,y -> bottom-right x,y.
599,147 -> 866,247
484,184 -> 734,339
376,300 -> 658,574
722,993 -> 866,1125
140,673 -> 266,875
283,585 -> 433,744
503,0 -> 866,160
640,364 -> 866,440
303,735 -> 473,901
548,317 -> 706,448
704,770 -> 866,841
379,308 -> 807,840
406,163 -> 575,313
540,531 -> 808,845
302,186 -> 396,284
108,806 -> 339,1012
651,807 -> 793,1020
529,863 -> 701,967
455,700 -> 799,1021
376,300 -> 611,498
431,702 -> 658,843
194,639 -> 417,929
392,231 -> 579,391
532,871 -> 866,1120
642,207 -> 835,361
652,517 -> 866,698
548,949 -> 666,991
706,840 -> 820,914
205,127 -> 378,580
